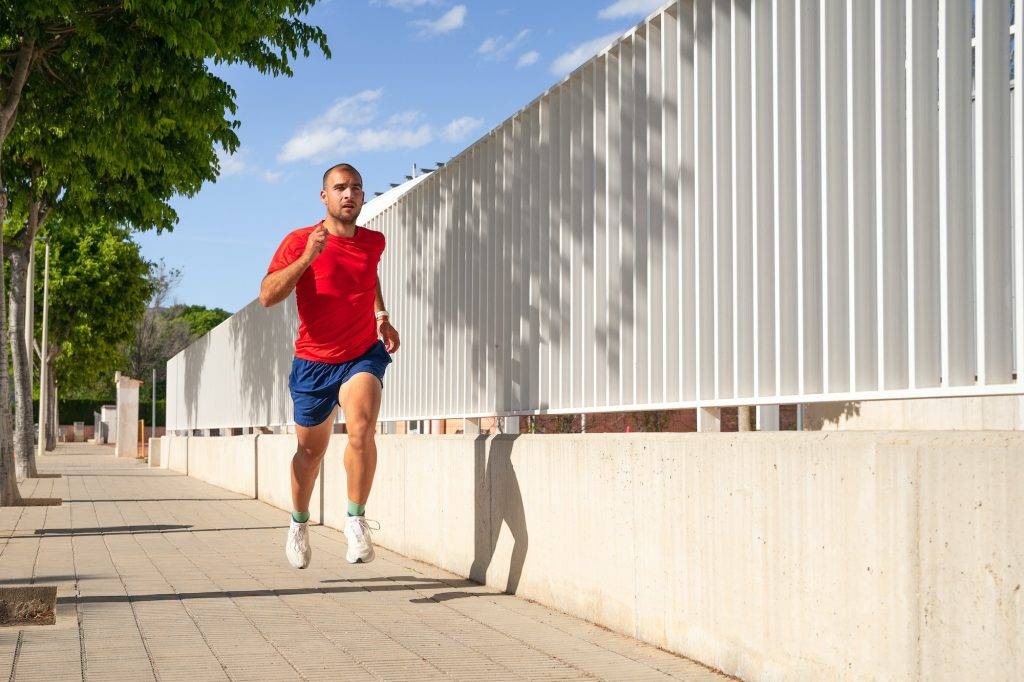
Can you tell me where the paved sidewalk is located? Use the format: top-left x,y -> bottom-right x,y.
1,444 -> 729,681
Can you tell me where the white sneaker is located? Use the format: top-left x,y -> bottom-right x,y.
344,516 -> 378,564
286,518 -> 311,569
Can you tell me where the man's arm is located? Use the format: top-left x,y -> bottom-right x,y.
375,276 -> 401,352
259,225 -> 327,307
374,277 -> 386,316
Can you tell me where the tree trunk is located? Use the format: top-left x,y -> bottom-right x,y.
8,246 -> 38,477
0,221 -> 22,505
45,363 -> 57,451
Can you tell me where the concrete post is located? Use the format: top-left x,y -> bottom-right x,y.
738,406 -> 754,431
463,418 -> 481,435
697,407 -> 721,432
114,372 -> 143,458
757,404 -> 781,431
73,422 -> 84,442
500,416 -> 521,434
100,405 -> 117,444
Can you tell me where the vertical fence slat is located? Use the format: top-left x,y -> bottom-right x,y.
713,0 -> 733,400
751,0 -> 775,398
621,35 -> 637,407
939,0 -> 975,388
594,57 -> 609,408
975,0 -> 1014,385
663,4 -> 682,403
571,74 -> 585,410
632,27 -> 649,406
732,0 -> 754,398
798,0 -> 823,396
695,0 -> 714,402
907,0 -> 941,389
680,0 -> 698,402
848,0 -> 877,392
875,0 -> 909,391
1016,0 -> 1024,384
648,16 -> 665,405
774,0 -> 798,396
820,0 -> 849,394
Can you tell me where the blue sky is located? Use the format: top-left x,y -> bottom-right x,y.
136,0 -> 665,312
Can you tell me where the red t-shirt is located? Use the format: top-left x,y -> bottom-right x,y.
267,222 -> 386,363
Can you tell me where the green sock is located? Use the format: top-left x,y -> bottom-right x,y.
347,500 -> 365,517
291,510 -> 310,523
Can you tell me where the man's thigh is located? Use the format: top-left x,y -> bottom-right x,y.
338,373 -> 382,432
295,405 -> 337,458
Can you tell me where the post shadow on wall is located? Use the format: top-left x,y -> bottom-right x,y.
471,434 -> 528,593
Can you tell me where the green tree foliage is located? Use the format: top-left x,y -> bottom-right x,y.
40,220 -> 153,398
169,305 -> 232,340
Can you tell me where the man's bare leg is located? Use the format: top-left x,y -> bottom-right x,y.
338,372 -> 382,563
290,407 -> 337,516
285,408 -> 335,569
339,373 -> 382,506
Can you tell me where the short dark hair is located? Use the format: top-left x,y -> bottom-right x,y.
322,163 -> 362,188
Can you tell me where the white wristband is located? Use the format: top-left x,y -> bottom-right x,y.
375,310 -> 389,321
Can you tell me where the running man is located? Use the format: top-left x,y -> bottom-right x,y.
259,162 -> 400,567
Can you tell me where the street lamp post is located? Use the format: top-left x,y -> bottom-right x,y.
36,239 -> 50,459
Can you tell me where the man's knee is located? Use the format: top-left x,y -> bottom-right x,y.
346,420 -> 376,450
294,444 -> 326,465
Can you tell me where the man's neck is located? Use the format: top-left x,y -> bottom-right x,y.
324,215 -> 357,238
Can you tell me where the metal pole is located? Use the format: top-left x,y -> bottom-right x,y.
25,243 -> 34,377
152,368 -> 156,440
36,240 -> 49,459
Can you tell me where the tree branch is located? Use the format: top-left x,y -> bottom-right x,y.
0,38 -> 36,140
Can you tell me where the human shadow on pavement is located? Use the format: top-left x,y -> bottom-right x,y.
411,434 -> 528,604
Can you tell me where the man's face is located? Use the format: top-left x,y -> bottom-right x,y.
321,168 -> 364,223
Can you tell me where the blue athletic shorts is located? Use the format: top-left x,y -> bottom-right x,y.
288,340 -> 392,427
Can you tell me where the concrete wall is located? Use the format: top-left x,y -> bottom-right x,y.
186,435 -> 257,498
179,431 -> 1024,681
805,394 -> 1024,431
165,435 -> 188,474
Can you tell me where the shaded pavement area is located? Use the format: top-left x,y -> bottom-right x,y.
0,444 -> 728,681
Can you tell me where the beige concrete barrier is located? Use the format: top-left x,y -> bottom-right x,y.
166,435 -> 188,474
186,435 -> 257,497
256,434 -> 321,523
182,430 -> 1024,680
147,437 -> 163,468
804,394 -> 1024,430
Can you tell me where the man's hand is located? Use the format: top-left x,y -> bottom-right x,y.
378,319 -> 400,353
302,224 -> 328,264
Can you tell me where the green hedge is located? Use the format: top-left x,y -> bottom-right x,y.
33,399 -> 165,427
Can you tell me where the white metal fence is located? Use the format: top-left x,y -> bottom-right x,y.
168,0 -> 1024,431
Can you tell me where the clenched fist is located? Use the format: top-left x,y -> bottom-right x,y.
302,224 -> 328,264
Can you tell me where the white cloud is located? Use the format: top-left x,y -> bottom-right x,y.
477,29 -> 530,60
373,0 -> 442,9
217,148 -> 248,176
387,110 -> 423,126
279,91 -> 481,162
412,5 -> 466,35
262,170 -> 283,183
442,116 -> 483,142
517,50 -> 539,68
597,0 -> 664,20
551,34 -> 620,76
